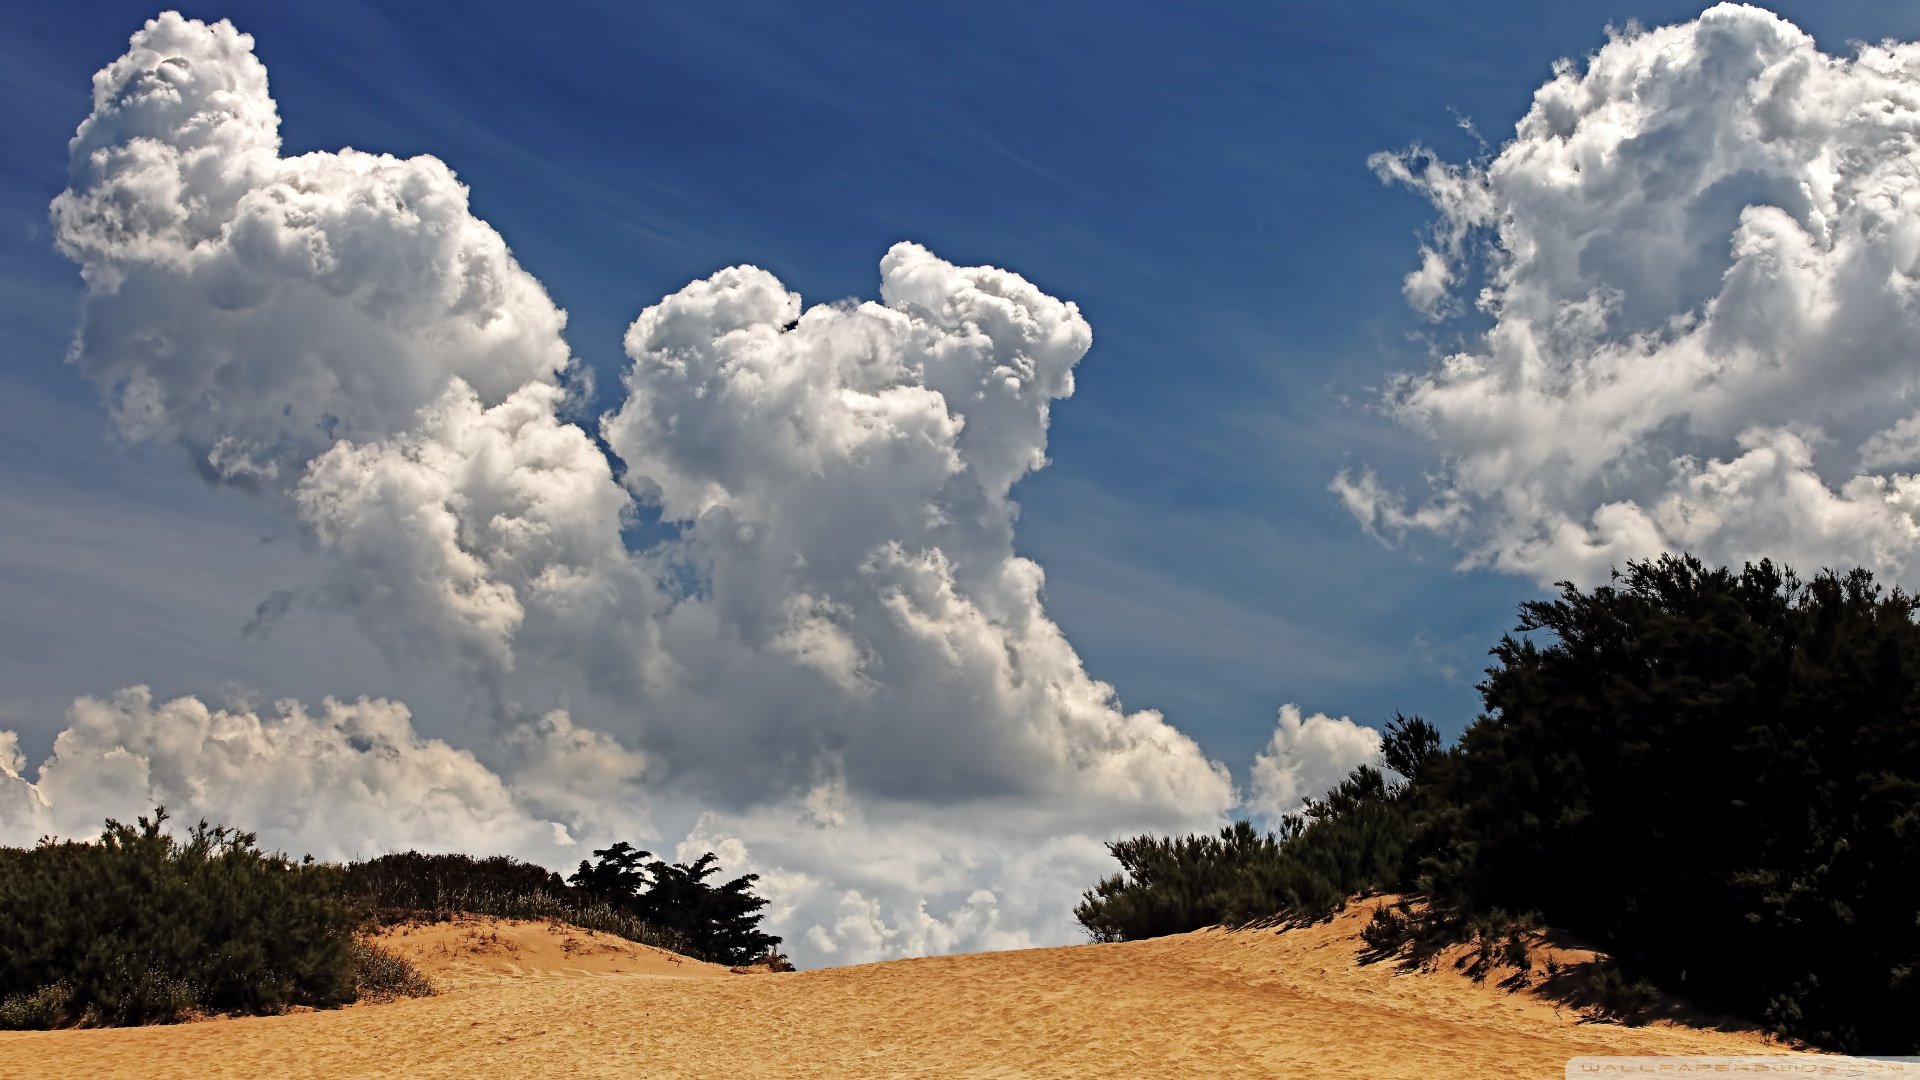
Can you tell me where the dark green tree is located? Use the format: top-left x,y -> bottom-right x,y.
1420,555 -> 1920,1052
1380,713 -> 1441,783
634,853 -> 781,966
567,842 -> 651,901
569,845 -> 781,966
1075,554 -> 1920,1053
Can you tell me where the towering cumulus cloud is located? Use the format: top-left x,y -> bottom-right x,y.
1342,3 -> 1920,586
601,247 -> 1227,813
9,12 -> 1241,961
51,13 -> 642,691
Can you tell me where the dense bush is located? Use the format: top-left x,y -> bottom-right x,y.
1075,822 -> 1287,942
339,849 -> 695,956
1076,717 -> 1438,940
1078,555 -> 1920,1054
0,983 -> 73,1030
339,851 -> 569,916
341,845 -> 786,965
569,843 -> 783,967
0,810 -> 356,1027
1579,961 -> 1659,1025
0,818 -> 786,1029
1417,555 -> 1920,1052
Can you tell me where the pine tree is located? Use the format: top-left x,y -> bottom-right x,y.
568,844 -> 782,966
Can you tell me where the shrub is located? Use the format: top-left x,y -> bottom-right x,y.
0,984 -> 73,1030
339,851 -> 694,957
1455,912 -> 1534,984
0,809 -> 356,1027
1077,554 -> 1920,1053
0,817 -> 784,1028
1423,556 -> 1920,1051
348,940 -> 432,1002
1360,902 -> 1416,956
1075,768 -> 1416,942
1582,961 -> 1659,1025
1380,713 -> 1441,784
1074,822 -> 1286,942
338,852 -> 569,917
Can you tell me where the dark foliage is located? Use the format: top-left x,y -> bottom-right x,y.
0,818 -> 776,1029
339,851 -> 569,918
0,809 -> 356,1027
0,983 -> 74,1030
1262,767 -> 1415,916
1416,555 -> 1920,1052
1077,554 -> 1920,1053
1380,713 -> 1441,784
569,845 -> 783,967
565,841 -> 649,899
1360,900 -> 1418,956
1577,961 -> 1660,1025
1074,822 -> 1287,943
1074,766 -> 1417,941
337,849 -> 692,956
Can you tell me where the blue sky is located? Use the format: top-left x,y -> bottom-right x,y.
9,1 -> 1920,957
4,0 -> 1909,764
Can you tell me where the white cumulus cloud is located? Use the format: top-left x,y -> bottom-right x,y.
1343,3 -> 1920,586
603,246 -> 1230,812
0,687 -> 600,858
22,11 -> 1246,965
53,15 -> 573,483
1246,704 -> 1383,824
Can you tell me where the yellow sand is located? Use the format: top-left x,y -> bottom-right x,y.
0,900 -> 1785,1079
368,916 -> 734,988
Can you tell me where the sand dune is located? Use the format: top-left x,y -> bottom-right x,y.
368,916 -> 734,988
0,899 -> 1784,1079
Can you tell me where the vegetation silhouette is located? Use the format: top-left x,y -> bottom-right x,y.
343,843 -> 785,967
569,844 -> 784,968
338,850 -> 692,957
0,822 -> 786,1028
0,809 -> 358,1028
1078,554 -> 1920,1054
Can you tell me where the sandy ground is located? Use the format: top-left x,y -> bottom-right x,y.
0,900 -> 1785,1079
367,917 -> 735,988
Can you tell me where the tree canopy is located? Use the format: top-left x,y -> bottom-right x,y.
1077,555 -> 1920,1054
569,845 -> 782,967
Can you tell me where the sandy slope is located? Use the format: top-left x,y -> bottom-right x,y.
0,901 -> 1783,1079
368,917 -> 735,988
